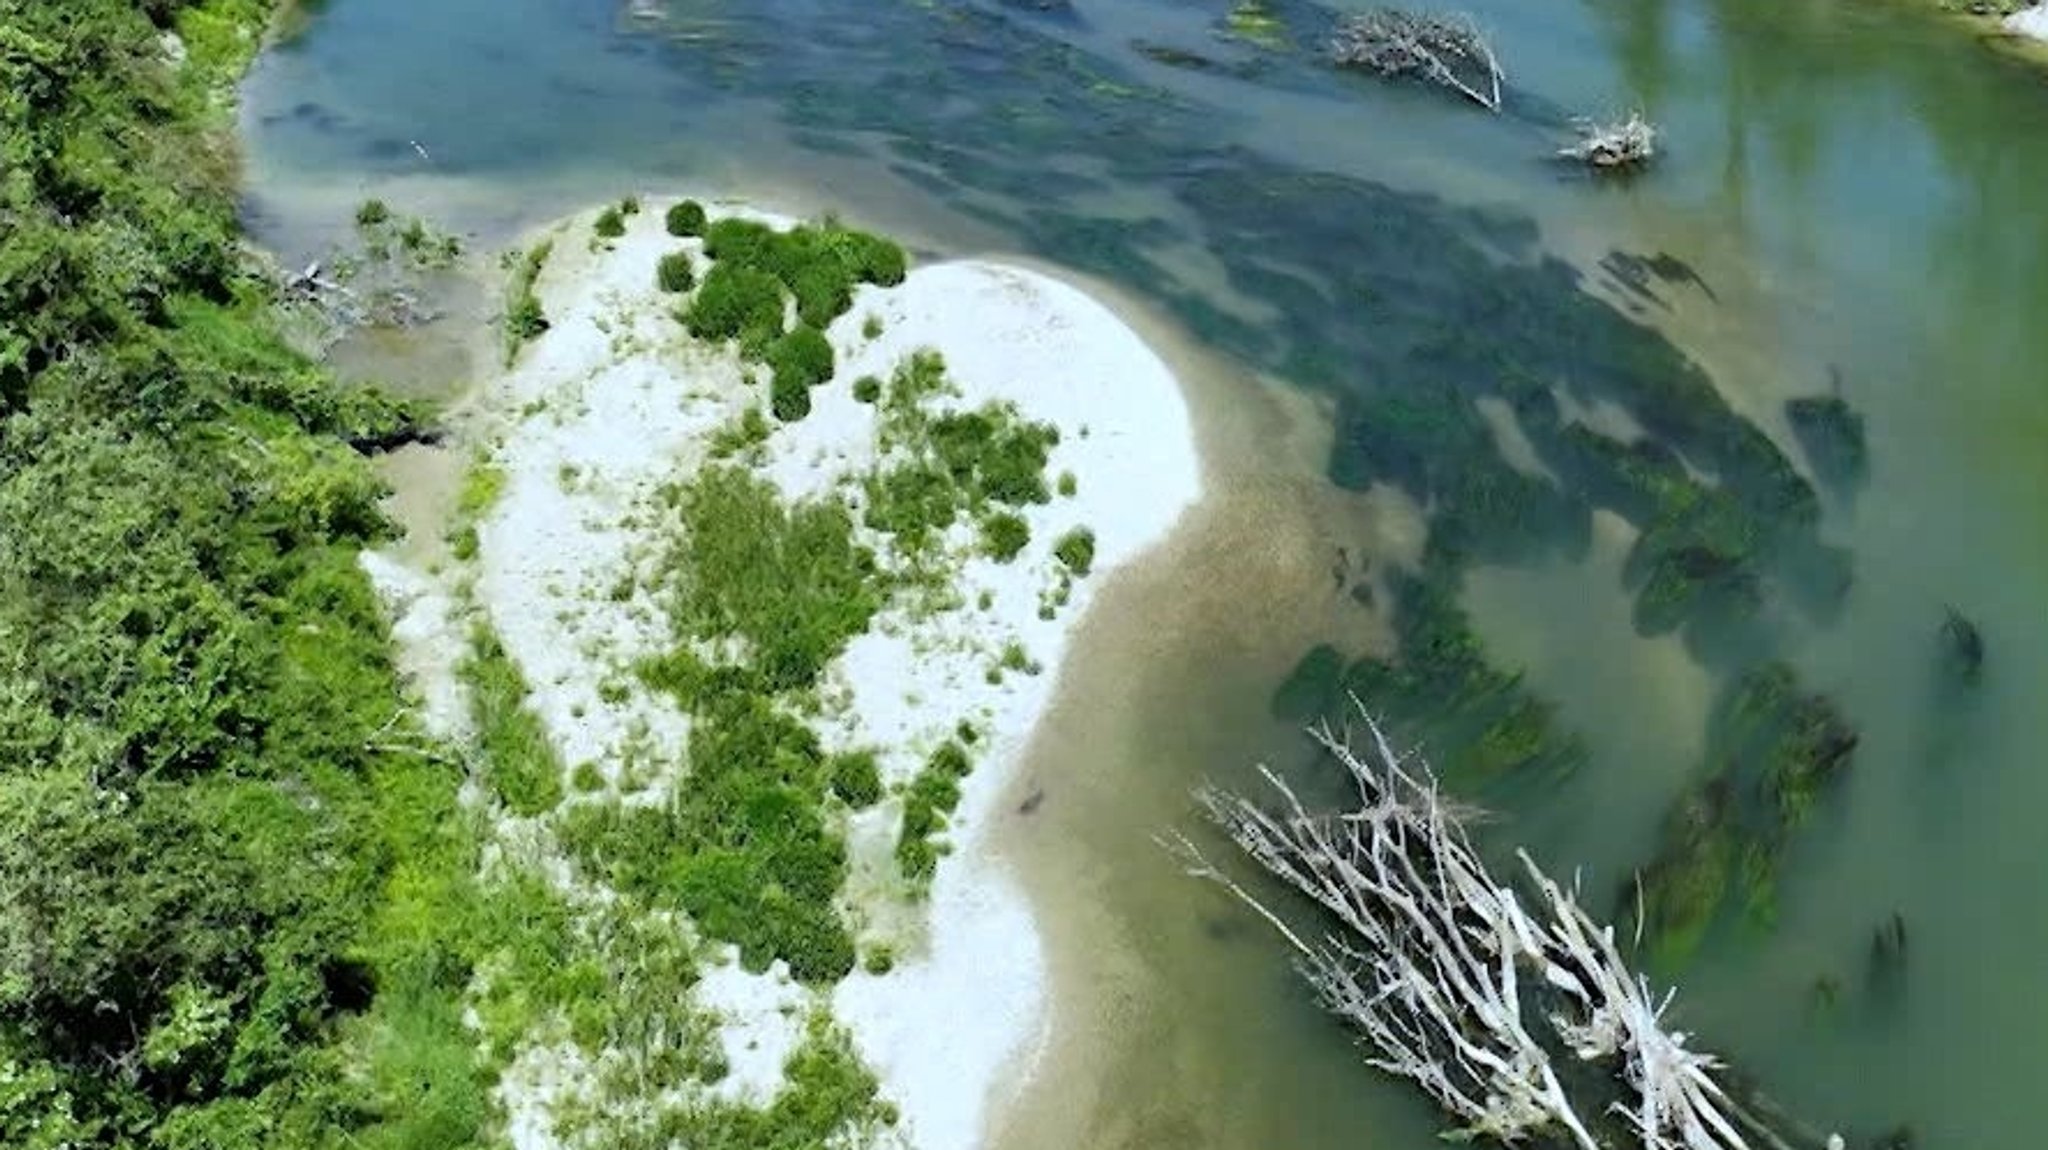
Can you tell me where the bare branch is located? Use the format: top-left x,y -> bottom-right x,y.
1330,9 -> 1504,112
1177,699 -> 1840,1149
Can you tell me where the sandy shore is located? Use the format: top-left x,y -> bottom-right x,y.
365,195 -> 1203,1147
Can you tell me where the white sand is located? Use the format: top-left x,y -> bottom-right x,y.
388,196 -> 1201,1147
2007,5 -> 2048,40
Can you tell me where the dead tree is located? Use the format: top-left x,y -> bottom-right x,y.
1560,112 -> 1659,170
1329,9 -> 1504,112
1168,705 -> 1842,1149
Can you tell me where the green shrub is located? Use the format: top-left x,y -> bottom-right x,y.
506,295 -> 548,341
862,463 -> 959,554
769,325 -> 835,392
829,751 -> 883,809
980,513 -> 1030,562
657,251 -> 696,293
772,372 -> 813,423
666,199 -> 708,237
620,195 -> 641,216
356,198 -> 391,227
1054,527 -> 1096,576
594,206 -> 627,238
654,467 -> 883,691
703,217 -> 779,264
685,263 -> 786,347
853,375 -> 883,404
463,626 -> 564,817
862,314 -> 884,339
1057,470 -> 1077,497
895,742 -> 972,882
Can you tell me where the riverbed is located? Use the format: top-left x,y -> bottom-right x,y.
242,1 -> 2048,1145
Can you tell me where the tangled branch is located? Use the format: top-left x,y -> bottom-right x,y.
1330,9 -> 1504,112
1168,704 -> 1835,1149
1560,112 -> 1659,170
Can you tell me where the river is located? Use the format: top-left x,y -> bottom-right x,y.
240,1 -> 2048,1146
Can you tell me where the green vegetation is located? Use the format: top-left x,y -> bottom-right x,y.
853,374 -> 883,403
860,353 -> 1061,568
556,683 -> 855,983
0,1 -> 542,1143
897,741 -> 975,881
357,197 -> 392,226
768,324 -> 835,422
504,240 -> 555,361
1053,526 -> 1097,575
461,626 -> 565,816
666,198 -> 709,237
1057,470 -> 1078,497
685,214 -> 908,377
658,250 -> 697,293
980,512 -> 1031,561
685,262 -> 786,351
830,750 -> 885,809
707,405 -> 773,459
1632,662 -> 1858,968
652,467 -> 883,691
594,204 -> 628,239
862,313 -> 885,339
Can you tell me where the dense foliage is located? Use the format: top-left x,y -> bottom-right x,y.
0,1 -> 507,1144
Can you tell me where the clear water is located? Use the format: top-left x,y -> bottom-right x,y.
242,1 -> 2048,1146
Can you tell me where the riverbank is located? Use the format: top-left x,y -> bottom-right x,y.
362,194 -> 1203,1146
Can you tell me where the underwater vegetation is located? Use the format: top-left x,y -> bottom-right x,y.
1630,662 -> 1858,968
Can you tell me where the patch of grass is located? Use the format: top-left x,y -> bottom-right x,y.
571,761 -> 606,793
1057,470 -> 1077,497
461,626 -> 563,817
1053,526 -> 1097,576
504,240 -> 554,362
653,466 -> 883,692
657,251 -> 696,293
852,375 -> 883,404
684,262 -> 785,351
357,198 -> 391,227
862,313 -> 884,339
896,740 -> 973,882
556,682 -> 856,983
767,324 -> 835,420
979,512 -> 1030,562
665,199 -> 708,237
707,407 -> 773,459
594,205 -> 627,239
828,750 -> 883,809
863,946 -> 895,976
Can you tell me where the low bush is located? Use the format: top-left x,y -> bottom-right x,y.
769,325 -> 835,392
852,375 -> 883,404
829,751 -> 883,809
772,372 -> 813,423
356,198 -> 391,227
980,513 -> 1030,562
685,263 -> 786,348
1054,527 -> 1097,576
657,251 -> 696,293
594,205 -> 627,239
666,199 -> 708,237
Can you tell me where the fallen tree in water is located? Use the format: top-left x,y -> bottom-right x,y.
1330,9 -> 1504,112
1169,706 -> 1844,1150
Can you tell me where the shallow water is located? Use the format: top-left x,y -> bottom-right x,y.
244,1 -> 2048,1145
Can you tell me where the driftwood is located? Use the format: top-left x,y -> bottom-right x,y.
1561,112 -> 1659,169
1168,705 -> 1844,1150
1330,9 -> 1504,112
284,259 -> 436,331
